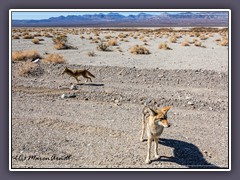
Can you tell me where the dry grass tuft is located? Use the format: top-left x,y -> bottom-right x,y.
97,43 -> 110,51
195,32 -> 201,37
194,41 -> 202,47
199,35 -> 208,40
52,35 -> 67,44
54,43 -> 68,50
168,36 -> 177,43
130,45 -> 150,55
44,33 -> 53,38
220,38 -> 228,46
18,61 -> 37,76
52,35 -> 77,50
42,53 -> 65,63
118,33 -> 128,38
104,35 -> 112,39
107,39 -> 118,46
181,41 -> 190,46
12,50 -> 41,61
23,34 -> 34,39
194,41 -> 206,48
159,43 -> 172,50
32,38 -> 40,44
12,35 -> 20,39
87,51 -> 96,57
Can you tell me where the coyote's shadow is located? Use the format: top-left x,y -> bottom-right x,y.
78,83 -> 104,87
155,138 -> 220,168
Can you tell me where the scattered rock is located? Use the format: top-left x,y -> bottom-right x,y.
61,93 -> 76,99
114,99 -> 120,103
70,85 -> 78,90
187,101 -> 194,105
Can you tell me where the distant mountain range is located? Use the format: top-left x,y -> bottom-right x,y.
12,12 -> 229,27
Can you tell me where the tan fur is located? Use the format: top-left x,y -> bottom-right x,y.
62,67 -> 95,83
140,105 -> 171,164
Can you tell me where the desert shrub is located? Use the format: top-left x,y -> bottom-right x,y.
18,61 -> 36,76
97,43 -> 110,51
22,32 -> 29,36
12,35 -> 20,39
208,33 -> 214,37
44,33 -> 53,38
181,41 -> 190,46
195,32 -> 201,37
18,61 -> 44,76
175,34 -> 182,38
88,51 -> 96,57
169,36 -> 177,43
116,47 -> 123,52
200,35 -> 208,40
52,35 -> 67,44
159,43 -> 172,50
52,35 -> 77,50
54,43 -> 68,50
130,45 -> 150,55
34,33 -> 42,37
139,35 -> 144,40
42,53 -> 65,63
32,38 -> 40,44
118,33 -> 128,38
23,34 -> 34,39
92,39 -> 99,43
220,38 -> 228,46
12,50 -> 41,61
94,32 -> 100,36
194,41 -> 202,47
104,35 -> 112,39
94,36 -> 101,40
108,39 -> 118,46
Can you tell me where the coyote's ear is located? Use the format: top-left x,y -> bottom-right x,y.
148,107 -> 157,116
161,106 -> 171,114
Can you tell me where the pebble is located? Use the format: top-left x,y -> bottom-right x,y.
187,101 -> 194,105
70,85 -> 78,90
61,93 -> 76,99
186,96 -> 191,100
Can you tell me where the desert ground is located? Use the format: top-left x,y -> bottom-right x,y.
11,27 -> 229,169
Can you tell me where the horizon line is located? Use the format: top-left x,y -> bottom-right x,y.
11,11 -> 228,20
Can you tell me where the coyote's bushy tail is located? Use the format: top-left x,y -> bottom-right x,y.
87,71 -> 95,78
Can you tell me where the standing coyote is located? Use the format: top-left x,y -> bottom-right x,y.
62,67 -> 95,83
140,105 -> 171,164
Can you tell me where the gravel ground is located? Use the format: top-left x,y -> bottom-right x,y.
11,28 -> 229,169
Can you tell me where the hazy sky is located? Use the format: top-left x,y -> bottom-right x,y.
11,11 -> 184,20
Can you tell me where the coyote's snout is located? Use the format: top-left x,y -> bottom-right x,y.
62,67 -> 95,83
140,105 -> 171,164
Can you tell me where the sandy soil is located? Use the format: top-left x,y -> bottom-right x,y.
11,28 -> 229,169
